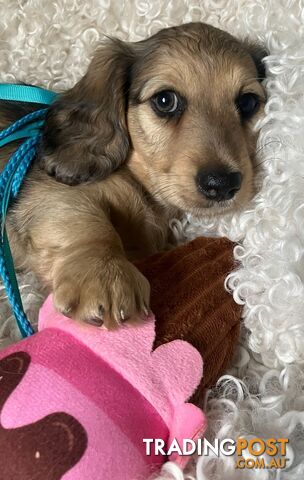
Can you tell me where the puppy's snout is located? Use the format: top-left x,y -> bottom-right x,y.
196,168 -> 242,202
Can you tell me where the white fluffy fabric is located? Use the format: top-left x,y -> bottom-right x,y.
1,1 -> 304,479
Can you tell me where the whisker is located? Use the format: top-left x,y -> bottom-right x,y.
253,159 -> 268,169
255,139 -> 283,155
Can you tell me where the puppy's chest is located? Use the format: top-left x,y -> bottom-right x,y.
108,198 -> 171,261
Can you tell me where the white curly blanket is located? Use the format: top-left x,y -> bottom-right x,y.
1,1 -> 304,479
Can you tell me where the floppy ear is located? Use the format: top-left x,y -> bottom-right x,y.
243,41 -> 268,81
40,39 -> 134,185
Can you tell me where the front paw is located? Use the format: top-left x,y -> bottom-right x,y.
53,257 -> 150,329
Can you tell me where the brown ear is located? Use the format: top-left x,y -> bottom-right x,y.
40,39 -> 134,185
243,40 -> 268,81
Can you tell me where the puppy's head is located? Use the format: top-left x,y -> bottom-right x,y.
41,22 -> 267,215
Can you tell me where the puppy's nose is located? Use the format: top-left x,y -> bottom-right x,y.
196,168 -> 242,201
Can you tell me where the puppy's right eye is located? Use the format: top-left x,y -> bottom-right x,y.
150,90 -> 183,117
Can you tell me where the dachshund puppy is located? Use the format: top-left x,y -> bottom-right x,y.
0,22 -> 267,328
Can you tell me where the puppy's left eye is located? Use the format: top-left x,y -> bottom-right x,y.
236,93 -> 260,120
150,90 -> 183,117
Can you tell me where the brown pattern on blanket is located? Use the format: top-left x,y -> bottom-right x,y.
0,352 -> 87,480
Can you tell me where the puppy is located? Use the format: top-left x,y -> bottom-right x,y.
0,22 -> 267,328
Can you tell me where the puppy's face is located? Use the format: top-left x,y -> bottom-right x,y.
42,23 -> 266,216
127,24 -> 266,215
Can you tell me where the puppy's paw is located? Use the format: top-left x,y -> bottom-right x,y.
53,257 -> 150,329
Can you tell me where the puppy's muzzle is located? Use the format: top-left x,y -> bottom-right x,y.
196,168 -> 242,202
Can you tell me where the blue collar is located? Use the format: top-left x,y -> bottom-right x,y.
0,84 -> 58,337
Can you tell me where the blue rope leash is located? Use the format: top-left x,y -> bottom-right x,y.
0,84 -> 58,337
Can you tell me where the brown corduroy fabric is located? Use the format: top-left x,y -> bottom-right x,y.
135,236 -> 241,402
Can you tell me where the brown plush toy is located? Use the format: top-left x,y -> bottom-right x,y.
0,236 -> 240,480
136,236 -> 241,400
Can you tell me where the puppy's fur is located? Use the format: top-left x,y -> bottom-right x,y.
0,23 -> 267,328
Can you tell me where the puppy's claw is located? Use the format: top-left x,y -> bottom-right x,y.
98,305 -> 105,319
87,317 -> 104,327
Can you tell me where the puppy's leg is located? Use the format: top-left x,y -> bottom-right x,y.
52,220 -> 150,328
9,191 -> 150,329
53,244 -> 150,328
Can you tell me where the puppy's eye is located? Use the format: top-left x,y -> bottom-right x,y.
236,93 -> 260,120
151,90 -> 182,117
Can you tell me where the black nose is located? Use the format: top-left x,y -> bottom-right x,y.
196,169 -> 242,201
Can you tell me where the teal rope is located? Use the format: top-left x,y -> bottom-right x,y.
0,84 -> 58,337
0,84 -> 57,105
